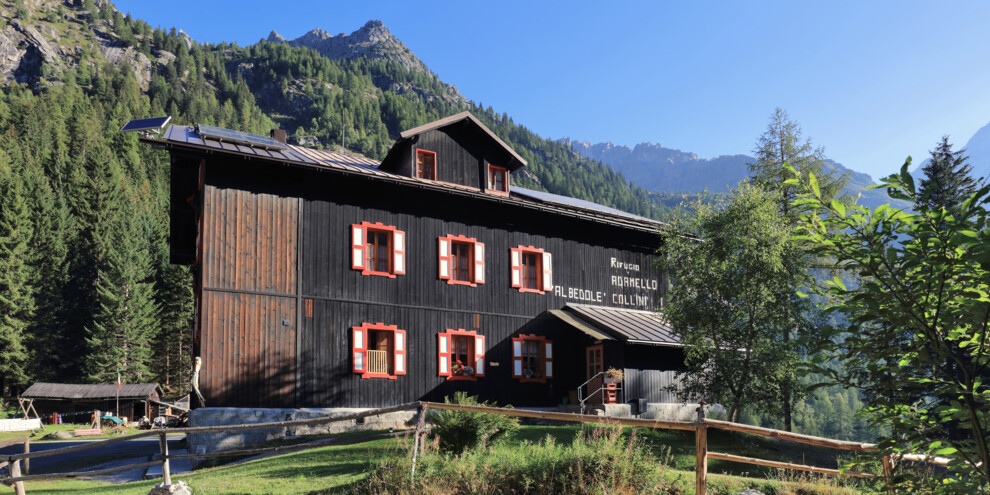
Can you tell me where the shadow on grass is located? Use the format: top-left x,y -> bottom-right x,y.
11,479 -> 161,495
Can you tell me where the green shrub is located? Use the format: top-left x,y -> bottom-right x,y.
0,401 -> 19,419
355,422 -> 678,494
427,391 -> 520,454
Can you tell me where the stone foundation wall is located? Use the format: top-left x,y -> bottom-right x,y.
187,407 -> 418,455
642,402 -> 725,422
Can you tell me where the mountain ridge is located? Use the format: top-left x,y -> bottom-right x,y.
561,137 -> 908,208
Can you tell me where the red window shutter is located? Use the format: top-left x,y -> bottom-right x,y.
474,334 -> 486,377
542,251 -> 553,292
394,329 -> 407,376
510,248 -> 522,288
511,337 -> 523,378
544,340 -> 554,379
393,230 -> 406,275
473,242 -> 485,284
352,326 -> 367,374
438,236 -> 451,280
351,224 -> 365,270
438,332 -> 450,377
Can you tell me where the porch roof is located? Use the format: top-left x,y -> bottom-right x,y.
548,309 -> 615,341
559,303 -> 680,347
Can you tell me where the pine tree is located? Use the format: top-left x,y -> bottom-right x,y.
152,262 -> 193,395
748,108 -> 848,432
919,136 -> 977,218
0,151 -> 34,394
749,108 -> 849,219
21,142 -> 73,382
67,139 -> 126,380
84,183 -> 159,384
150,206 -> 194,396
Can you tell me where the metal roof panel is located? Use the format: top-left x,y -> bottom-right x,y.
562,303 -> 679,346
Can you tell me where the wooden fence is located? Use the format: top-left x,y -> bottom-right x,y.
0,436 -> 30,495
1,400 -> 941,494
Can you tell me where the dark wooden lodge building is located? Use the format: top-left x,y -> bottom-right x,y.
142,112 -> 685,410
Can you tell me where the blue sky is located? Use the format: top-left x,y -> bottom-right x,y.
115,0 -> 990,180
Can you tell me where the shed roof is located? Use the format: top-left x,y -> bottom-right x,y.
547,309 -> 615,341
22,382 -> 162,400
561,303 -> 680,346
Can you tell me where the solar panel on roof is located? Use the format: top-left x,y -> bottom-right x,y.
512,187 -> 657,224
196,124 -> 288,151
120,116 -> 171,133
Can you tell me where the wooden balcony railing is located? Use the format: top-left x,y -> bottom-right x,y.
367,350 -> 390,375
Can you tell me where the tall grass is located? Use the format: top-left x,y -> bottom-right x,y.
353,422 -> 677,494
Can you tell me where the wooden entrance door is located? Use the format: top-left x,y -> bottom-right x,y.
586,344 -> 604,404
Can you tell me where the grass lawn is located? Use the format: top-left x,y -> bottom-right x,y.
0,423 -> 143,444
2,426 -> 877,495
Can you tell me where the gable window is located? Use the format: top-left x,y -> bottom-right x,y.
510,245 -> 552,293
352,322 -> 407,379
416,149 -> 437,180
351,222 -> 405,278
438,235 -> 485,286
487,164 -> 509,194
438,329 -> 486,380
512,334 -> 553,382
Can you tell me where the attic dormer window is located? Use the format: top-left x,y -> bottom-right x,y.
416,149 -> 436,180
487,164 -> 508,194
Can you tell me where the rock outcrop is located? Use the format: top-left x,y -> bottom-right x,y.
269,20 -> 427,73
267,20 -> 463,103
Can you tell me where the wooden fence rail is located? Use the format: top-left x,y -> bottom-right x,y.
0,400 -> 949,494
419,401 -> 887,495
1,402 -> 423,490
0,436 -> 29,495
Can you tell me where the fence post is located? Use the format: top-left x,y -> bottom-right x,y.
410,403 -> 428,482
23,438 -> 29,475
695,401 -> 708,495
881,454 -> 893,494
159,430 -> 172,486
9,458 -> 25,495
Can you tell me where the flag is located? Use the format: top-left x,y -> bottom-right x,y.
117,366 -> 121,390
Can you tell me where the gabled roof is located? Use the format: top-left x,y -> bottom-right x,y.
22,382 -> 162,400
399,111 -> 528,169
142,125 -> 664,234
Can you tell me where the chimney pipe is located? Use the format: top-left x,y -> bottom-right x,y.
270,128 -> 287,144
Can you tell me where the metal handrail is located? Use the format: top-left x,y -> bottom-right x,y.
576,371 -> 604,412
576,372 -> 623,413
577,371 -> 605,392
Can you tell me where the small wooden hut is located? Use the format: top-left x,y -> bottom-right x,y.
21,383 -> 162,424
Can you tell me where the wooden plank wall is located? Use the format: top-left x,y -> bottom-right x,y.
296,188 -> 665,408
300,198 -> 663,317
624,369 -> 686,403
202,187 -> 296,295
298,305 -> 589,408
198,156 -> 670,409
200,186 -> 298,407
416,128 -> 483,188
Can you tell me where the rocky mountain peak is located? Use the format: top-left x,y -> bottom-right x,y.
266,19 -> 427,75
177,29 -> 194,49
